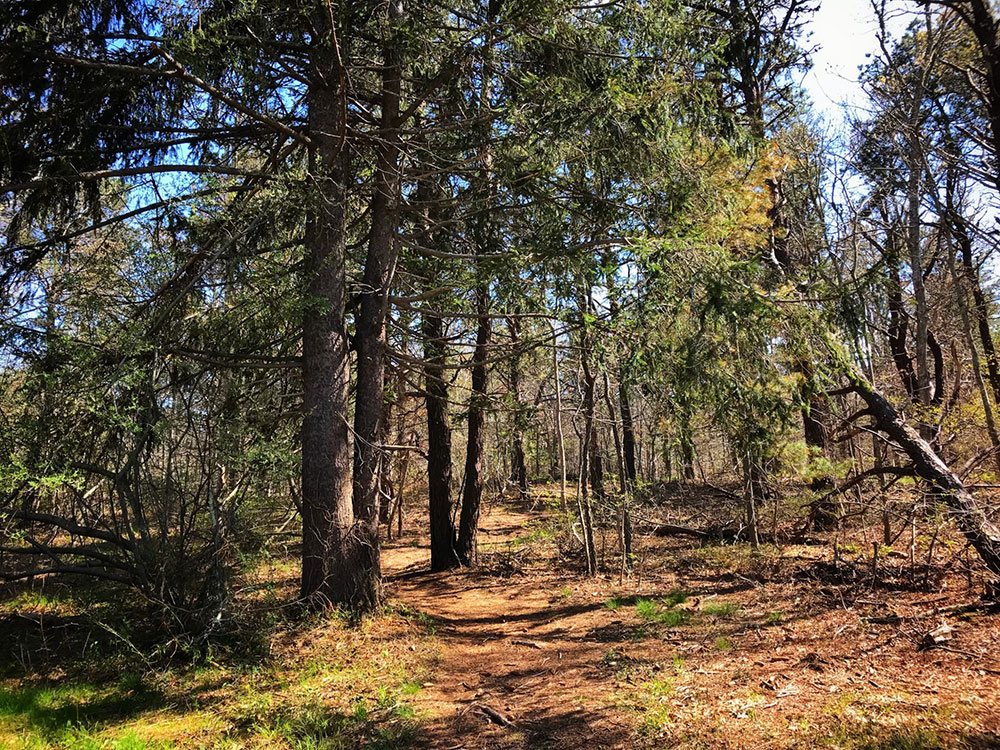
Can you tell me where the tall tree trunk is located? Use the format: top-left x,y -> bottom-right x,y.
457,285 -> 489,566
906,92 -> 933,436
951,208 -> 1000,407
579,373 -> 599,576
424,309 -> 459,571
456,2 -> 495,567
300,25 -> 357,606
603,372 -> 633,565
586,357 -> 605,503
602,372 -> 626,494
350,5 -> 404,608
947,233 -> 1000,474
743,453 -> 760,549
379,389 -> 395,529
588,424 -> 605,501
620,381 -> 638,490
887,236 -> 920,400
415,174 -> 460,570
578,285 -> 600,575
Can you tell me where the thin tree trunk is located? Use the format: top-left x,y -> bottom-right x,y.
578,285 -> 599,575
887,237 -> 920,400
575,429 -> 596,575
550,320 -> 568,513
905,92 -> 933,435
680,408 -> 696,481
457,285 -> 489,566
952,208 -> 1000,407
744,453 -> 760,549
948,235 -> 1000,475
603,372 -> 626,495
508,315 -> 529,502
603,372 -> 633,566
620,381 -> 638,490
379,392 -> 395,530
391,440 -> 412,540
424,308 -> 460,570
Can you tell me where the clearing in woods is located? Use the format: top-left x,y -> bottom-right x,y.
383,488 -> 1000,749
2,484 -> 1000,749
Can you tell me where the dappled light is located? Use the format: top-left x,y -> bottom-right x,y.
4,0 -> 1000,747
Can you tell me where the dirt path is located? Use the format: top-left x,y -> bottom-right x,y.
383,505 -> 628,749
381,499 -> 1000,750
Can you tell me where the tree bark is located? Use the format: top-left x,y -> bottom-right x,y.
424,309 -> 460,571
549,320 -> 568,513
300,24 -> 357,606
951,207 -> 1000,407
578,285 -> 599,575
947,230 -> 1000,475
457,285 -> 489,566
349,5 -> 404,608
887,236 -> 920,400
603,372 -> 633,566
456,3 -> 496,567
620,380 -> 638,490
906,118 -> 933,419
507,315 -> 529,502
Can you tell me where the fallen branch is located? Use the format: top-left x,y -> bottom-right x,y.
809,466 -> 916,512
848,374 -> 1000,582
473,704 -> 515,727
646,522 -> 818,545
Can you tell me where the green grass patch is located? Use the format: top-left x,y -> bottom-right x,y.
1,604 -> 436,750
0,676 -> 162,730
671,655 -> 685,674
642,676 -> 674,699
634,597 -> 689,627
0,676 -> 171,750
399,681 -> 422,696
702,601 -> 739,618
662,589 -> 690,607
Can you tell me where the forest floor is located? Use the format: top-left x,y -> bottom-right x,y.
3,483 -> 1000,749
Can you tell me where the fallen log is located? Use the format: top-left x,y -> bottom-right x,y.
649,523 -> 710,540
849,374 -> 1000,584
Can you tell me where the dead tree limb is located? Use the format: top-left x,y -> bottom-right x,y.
848,374 -> 1000,581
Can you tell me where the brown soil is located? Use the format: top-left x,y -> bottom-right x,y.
382,489 -> 1000,750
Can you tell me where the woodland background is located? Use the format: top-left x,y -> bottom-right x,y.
3,1 -> 1000,748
